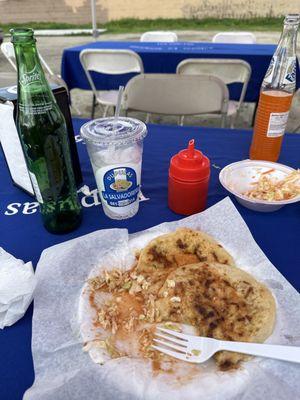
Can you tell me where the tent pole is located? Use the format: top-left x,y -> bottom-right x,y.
91,0 -> 98,40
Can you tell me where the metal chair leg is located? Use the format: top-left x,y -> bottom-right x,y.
178,116 -> 184,126
145,113 -> 151,123
230,114 -> 237,129
91,94 -> 96,119
221,115 -> 226,128
68,89 -> 81,115
102,105 -> 109,117
252,102 -> 258,126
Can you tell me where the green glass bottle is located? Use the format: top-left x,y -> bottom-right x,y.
11,28 -> 82,233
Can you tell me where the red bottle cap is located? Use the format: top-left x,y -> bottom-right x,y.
169,139 -> 210,182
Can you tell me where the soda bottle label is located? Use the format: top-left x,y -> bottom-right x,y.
264,56 -> 296,85
283,57 -> 296,85
29,171 -> 43,203
267,111 -> 289,137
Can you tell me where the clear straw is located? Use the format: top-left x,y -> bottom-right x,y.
114,85 -> 124,126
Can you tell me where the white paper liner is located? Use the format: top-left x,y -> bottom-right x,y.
0,248 -> 36,328
24,198 -> 300,400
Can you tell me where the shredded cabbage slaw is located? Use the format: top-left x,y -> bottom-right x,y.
244,169 -> 300,201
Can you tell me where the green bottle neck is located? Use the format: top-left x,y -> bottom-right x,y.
12,31 -> 53,104
14,43 -> 49,90
15,42 -> 41,72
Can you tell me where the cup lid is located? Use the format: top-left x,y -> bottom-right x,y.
80,117 -> 147,146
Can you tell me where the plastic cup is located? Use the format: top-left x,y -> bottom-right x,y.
80,117 -> 147,220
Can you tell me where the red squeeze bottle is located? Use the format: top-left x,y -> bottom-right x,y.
168,139 -> 210,215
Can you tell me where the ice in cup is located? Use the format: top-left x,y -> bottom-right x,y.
80,117 -> 147,220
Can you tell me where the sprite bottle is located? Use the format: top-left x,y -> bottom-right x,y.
11,28 -> 81,233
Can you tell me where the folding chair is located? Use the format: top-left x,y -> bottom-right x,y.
1,41 -> 58,76
0,41 -> 81,114
212,32 -> 256,44
0,42 -> 17,71
79,49 -> 144,118
140,31 -> 178,42
122,73 -> 229,126
177,58 -> 251,128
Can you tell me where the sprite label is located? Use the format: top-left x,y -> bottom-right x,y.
19,66 -> 42,88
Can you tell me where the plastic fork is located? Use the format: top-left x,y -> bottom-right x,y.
152,327 -> 300,364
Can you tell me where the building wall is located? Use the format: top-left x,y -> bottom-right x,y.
0,0 -> 107,24
0,0 -> 298,24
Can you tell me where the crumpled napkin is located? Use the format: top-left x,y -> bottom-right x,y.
0,247 -> 36,328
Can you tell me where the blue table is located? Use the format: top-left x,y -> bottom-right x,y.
0,120 -> 299,399
61,41 -> 300,103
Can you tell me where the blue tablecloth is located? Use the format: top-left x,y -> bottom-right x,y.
61,41 -> 300,103
0,119 -> 299,399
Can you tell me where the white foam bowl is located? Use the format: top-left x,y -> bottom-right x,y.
219,160 -> 300,212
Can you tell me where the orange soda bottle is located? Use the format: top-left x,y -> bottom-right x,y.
250,14 -> 299,162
